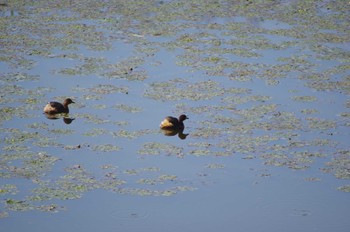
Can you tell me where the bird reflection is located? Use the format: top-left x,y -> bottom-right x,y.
44,113 -> 75,124
160,128 -> 189,140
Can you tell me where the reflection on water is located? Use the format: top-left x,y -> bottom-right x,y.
160,128 -> 189,140
44,113 -> 75,124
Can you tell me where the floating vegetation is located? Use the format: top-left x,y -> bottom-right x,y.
118,186 -> 196,197
205,163 -> 225,169
138,142 -> 183,157
83,128 -> 110,137
90,144 -> 120,152
218,135 -> 279,155
322,150 -> 350,180
222,95 -> 271,105
301,109 -> 319,114
191,127 -> 223,139
259,111 -> 302,130
31,165 -> 98,201
0,106 -> 31,123
176,104 -> 226,114
291,96 -> 318,102
137,174 -> 177,185
307,117 -> 337,130
112,129 -> 154,139
58,57 -> 108,76
49,129 -> 74,135
75,113 -> 111,124
124,167 -> 160,176
64,145 -> 82,150
112,104 -> 142,113
145,79 -> 249,101
5,199 -> 33,212
27,122 -> 49,130
92,104 -> 107,110
337,185 -> 350,193
189,149 -> 211,157
0,150 -> 59,180
103,57 -> 145,81
0,72 -> 40,83
340,112 -> 350,118
304,177 -> 321,182
32,138 -> 63,148
0,185 -> 18,195
262,151 -> 326,170
75,84 -> 129,95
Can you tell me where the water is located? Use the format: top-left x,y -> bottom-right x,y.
0,1 -> 349,231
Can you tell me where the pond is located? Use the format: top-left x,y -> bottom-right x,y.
0,1 -> 349,231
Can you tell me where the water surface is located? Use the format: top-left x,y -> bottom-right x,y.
0,1 -> 349,231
